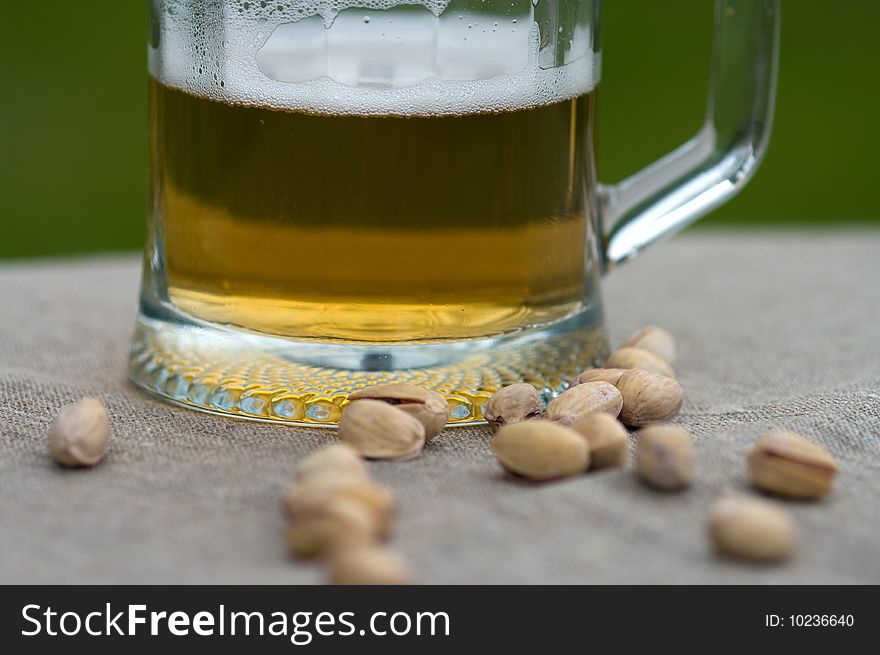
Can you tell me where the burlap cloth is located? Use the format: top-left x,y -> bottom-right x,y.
1,231 -> 878,584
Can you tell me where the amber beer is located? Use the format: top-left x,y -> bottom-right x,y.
150,79 -> 597,342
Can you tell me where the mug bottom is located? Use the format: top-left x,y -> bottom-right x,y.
127,299 -> 609,427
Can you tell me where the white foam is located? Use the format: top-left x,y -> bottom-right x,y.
149,1 -> 600,116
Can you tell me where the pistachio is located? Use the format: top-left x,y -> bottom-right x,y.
47,398 -> 110,467
490,420 -> 589,481
483,383 -> 544,432
616,369 -> 684,427
282,472 -> 395,537
622,326 -> 676,365
338,399 -> 425,461
607,347 -> 676,379
635,425 -> 694,491
709,495 -> 795,562
545,382 -> 623,425
296,444 -> 368,481
573,368 -> 627,387
348,383 -> 448,440
747,431 -> 838,500
286,498 -> 381,559
327,545 -> 416,585
571,413 -> 630,470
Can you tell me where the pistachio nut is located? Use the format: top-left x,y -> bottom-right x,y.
616,369 -> 684,427
483,383 -> 544,432
296,444 -> 368,481
282,472 -> 395,537
338,399 -> 426,461
709,495 -> 795,562
622,326 -> 676,365
348,383 -> 448,440
490,420 -> 589,481
286,498 -> 381,559
47,398 -> 110,467
635,424 -> 694,491
571,412 -> 630,470
327,545 -> 416,585
573,368 -> 627,387
607,347 -> 676,379
545,381 -> 623,425
747,431 -> 838,500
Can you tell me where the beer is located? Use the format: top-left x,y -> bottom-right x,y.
146,3 -> 601,343
151,79 -> 596,342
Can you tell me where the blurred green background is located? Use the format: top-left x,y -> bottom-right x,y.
1,1 -> 877,259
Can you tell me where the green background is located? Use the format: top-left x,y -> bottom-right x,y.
1,1 -> 877,259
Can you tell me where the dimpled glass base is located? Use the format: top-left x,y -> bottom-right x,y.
128,309 -> 609,427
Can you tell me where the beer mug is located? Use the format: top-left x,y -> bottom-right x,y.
132,0 -> 780,425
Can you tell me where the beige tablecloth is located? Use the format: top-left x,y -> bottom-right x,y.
1,231 -> 878,584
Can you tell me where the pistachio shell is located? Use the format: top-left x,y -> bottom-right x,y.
622,326 -> 676,364
748,431 -> 838,499
573,368 -> 627,387
616,369 -> 684,427
282,472 -> 395,537
709,495 -> 795,561
607,347 -> 676,379
327,545 -> 416,585
571,412 -> 630,470
296,444 -> 368,481
490,420 -> 589,481
483,383 -> 544,432
635,425 -> 693,491
286,498 -> 380,559
348,384 -> 448,439
545,382 -> 623,425
338,399 -> 426,460
47,398 -> 110,467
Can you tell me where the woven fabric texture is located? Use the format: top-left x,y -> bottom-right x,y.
1,231 -> 878,584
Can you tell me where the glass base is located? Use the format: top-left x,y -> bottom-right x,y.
127,301 -> 609,427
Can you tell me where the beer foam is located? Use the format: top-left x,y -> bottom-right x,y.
149,1 -> 600,116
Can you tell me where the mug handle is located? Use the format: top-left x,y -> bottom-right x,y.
599,0 -> 781,270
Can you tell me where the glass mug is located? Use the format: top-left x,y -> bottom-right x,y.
131,0 -> 780,425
